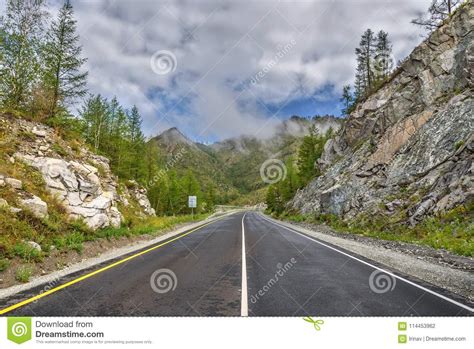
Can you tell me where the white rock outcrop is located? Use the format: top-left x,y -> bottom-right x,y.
19,195 -> 48,219
17,155 -> 123,230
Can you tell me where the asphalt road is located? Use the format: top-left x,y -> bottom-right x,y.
0,211 -> 472,316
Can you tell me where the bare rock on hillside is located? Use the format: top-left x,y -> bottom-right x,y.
291,2 -> 474,224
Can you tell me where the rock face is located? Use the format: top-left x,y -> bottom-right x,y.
1,115 -> 155,231
17,154 -> 124,230
122,180 -> 156,216
291,3 -> 473,223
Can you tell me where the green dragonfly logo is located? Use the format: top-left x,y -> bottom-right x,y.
303,316 -> 324,331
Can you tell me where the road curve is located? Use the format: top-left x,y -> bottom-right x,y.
0,211 -> 472,316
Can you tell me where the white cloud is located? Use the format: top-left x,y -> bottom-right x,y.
69,0 -> 431,140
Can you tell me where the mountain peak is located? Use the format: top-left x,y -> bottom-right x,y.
154,127 -> 196,148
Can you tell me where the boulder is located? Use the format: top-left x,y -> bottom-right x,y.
109,207 -> 122,228
27,241 -> 42,252
19,195 -> 48,219
86,213 -> 109,230
5,178 -> 22,189
84,194 -> 112,210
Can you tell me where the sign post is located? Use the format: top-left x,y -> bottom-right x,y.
188,195 -> 197,219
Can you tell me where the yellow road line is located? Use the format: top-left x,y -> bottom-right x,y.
0,216 -> 226,315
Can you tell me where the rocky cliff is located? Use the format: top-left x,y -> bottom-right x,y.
291,2 -> 473,224
0,115 -> 155,230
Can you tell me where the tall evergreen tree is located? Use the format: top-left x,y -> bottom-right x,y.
374,30 -> 393,81
355,29 -> 376,98
42,0 -> 87,116
126,105 -> 146,180
354,58 -> 366,100
297,125 -> 327,185
340,84 -> 353,115
0,0 -> 46,110
128,105 -> 144,144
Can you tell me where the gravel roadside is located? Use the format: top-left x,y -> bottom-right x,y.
267,214 -> 474,304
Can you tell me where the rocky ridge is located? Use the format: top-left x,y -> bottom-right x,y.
291,2 -> 473,223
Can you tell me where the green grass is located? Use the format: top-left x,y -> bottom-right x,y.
15,265 -> 33,283
281,203 -> 474,257
12,242 -> 42,262
65,232 -> 85,253
0,258 -> 10,272
96,213 -> 210,240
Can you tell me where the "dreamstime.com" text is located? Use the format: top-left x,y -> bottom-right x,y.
250,257 -> 297,304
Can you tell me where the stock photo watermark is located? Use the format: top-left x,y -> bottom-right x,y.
260,158 -> 287,184
250,38 -> 297,86
250,258 -> 297,304
146,146 -> 187,189
150,50 -> 177,75
368,270 -> 396,294
373,52 -> 395,76
150,268 -> 178,294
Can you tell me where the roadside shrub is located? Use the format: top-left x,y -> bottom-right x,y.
15,265 -> 33,283
13,242 -> 42,262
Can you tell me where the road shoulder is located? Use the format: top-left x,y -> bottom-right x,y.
262,213 -> 474,304
0,210 -> 241,301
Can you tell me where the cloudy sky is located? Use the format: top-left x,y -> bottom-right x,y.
28,0 -> 433,141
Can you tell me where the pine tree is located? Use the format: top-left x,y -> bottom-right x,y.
0,0 -> 46,110
128,106 -> 144,144
42,0 -> 87,116
126,105 -> 146,180
340,84 -> 353,115
354,59 -> 366,100
355,29 -> 376,97
374,30 -> 393,81
110,106 -> 129,177
412,0 -> 461,32
297,125 -> 326,185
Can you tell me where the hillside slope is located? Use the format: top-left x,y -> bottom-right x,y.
151,115 -> 342,203
290,2 -> 473,247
